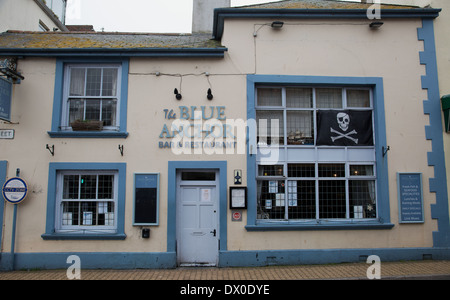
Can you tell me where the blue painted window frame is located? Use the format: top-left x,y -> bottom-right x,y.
41,162 -> 127,240
47,58 -> 129,138
246,75 -> 394,231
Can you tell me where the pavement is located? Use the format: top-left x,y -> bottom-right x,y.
0,260 -> 449,280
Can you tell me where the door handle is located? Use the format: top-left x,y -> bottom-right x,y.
210,229 -> 216,237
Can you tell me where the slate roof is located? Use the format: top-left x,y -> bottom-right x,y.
236,0 -> 417,9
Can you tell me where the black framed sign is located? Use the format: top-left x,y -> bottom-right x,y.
133,173 -> 160,225
230,186 -> 247,209
397,173 -> 424,223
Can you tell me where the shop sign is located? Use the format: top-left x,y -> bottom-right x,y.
397,173 -> 424,223
0,77 -> 12,122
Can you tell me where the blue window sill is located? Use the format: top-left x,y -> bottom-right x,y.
48,131 -> 129,138
41,233 -> 127,240
245,221 -> 395,231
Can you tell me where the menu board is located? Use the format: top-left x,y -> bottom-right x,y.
397,173 -> 424,223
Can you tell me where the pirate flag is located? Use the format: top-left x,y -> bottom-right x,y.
316,110 -> 373,146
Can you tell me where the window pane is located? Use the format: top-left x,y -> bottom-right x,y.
257,88 -> 282,106
316,88 -> 342,108
102,68 -> 118,97
80,202 -> 97,225
347,89 -> 370,108
288,164 -> 315,177
350,165 -> 374,176
98,175 -> 114,199
69,99 -> 84,124
101,99 -> 117,126
287,180 -> 316,219
256,110 -> 284,145
286,88 -> 312,108
85,99 -> 101,121
349,180 -> 376,219
318,164 -> 345,177
80,175 -> 97,199
69,68 -> 85,96
319,180 -> 346,219
257,180 -> 285,220
86,68 -> 102,96
181,172 -> 216,181
63,175 -> 79,199
258,165 -> 284,176
62,201 -> 79,225
287,111 -> 314,145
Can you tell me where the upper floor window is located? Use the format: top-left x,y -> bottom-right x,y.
63,64 -> 121,131
48,59 -> 129,138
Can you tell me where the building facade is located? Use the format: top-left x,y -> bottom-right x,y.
0,0 -> 449,270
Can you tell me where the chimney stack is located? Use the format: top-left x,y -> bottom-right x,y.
192,0 -> 231,33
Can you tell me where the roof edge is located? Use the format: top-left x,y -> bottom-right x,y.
212,8 -> 441,40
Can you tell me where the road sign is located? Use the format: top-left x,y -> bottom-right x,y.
2,177 -> 28,204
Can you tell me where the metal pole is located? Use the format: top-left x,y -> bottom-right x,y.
10,203 -> 17,270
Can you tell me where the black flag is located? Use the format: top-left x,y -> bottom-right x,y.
316,110 -> 373,146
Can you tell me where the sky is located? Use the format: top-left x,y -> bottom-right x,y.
65,0 -> 359,33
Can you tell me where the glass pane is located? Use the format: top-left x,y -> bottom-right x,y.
286,111 -> 314,145
347,89 -> 370,108
350,165 -> 374,176
286,88 -> 312,108
349,180 -> 376,219
86,68 -> 102,96
69,68 -> 85,96
316,88 -> 342,108
318,164 -> 345,178
258,165 -> 284,176
102,68 -> 118,96
80,175 -> 97,199
62,201 -> 79,225
288,164 -> 315,177
319,180 -> 346,219
101,99 -> 117,126
80,202 -> 97,225
85,99 -> 101,121
256,110 -> 284,145
257,180 -> 285,220
257,88 -> 282,106
181,172 -> 216,181
98,175 -> 114,199
69,99 -> 84,124
287,180 -> 316,219
63,175 -> 79,199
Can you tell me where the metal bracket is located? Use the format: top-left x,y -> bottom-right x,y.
382,146 -> 390,157
0,57 -> 24,83
118,144 -> 124,156
46,144 -> 55,156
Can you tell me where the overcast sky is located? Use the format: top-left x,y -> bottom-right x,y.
65,0 -> 358,33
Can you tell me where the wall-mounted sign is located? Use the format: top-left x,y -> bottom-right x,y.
0,77 -> 12,122
133,173 -> 160,226
0,129 -> 14,139
2,177 -> 28,204
230,186 -> 247,209
397,173 -> 424,223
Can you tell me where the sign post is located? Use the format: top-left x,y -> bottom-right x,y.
2,177 -> 28,270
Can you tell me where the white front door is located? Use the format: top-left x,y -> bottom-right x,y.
176,171 -> 219,266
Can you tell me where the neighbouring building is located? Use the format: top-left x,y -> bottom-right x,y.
0,0 -> 449,270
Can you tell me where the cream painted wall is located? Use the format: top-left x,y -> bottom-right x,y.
0,17 -> 440,254
0,0 -> 62,32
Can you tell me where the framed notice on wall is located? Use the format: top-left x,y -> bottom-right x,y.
133,173 -> 160,226
397,173 -> 424,223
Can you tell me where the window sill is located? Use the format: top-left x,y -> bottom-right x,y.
47,131 -> 129,138
41,233 -> 127,240
245,221 -> 394,231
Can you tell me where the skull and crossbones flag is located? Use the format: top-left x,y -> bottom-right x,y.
316,110 -> 374,146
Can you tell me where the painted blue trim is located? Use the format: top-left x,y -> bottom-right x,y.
167,161 -> 227,253
0,161 -> 7,251
41,162 -> 127,240
0,252 -> 176,270
213,8 -> 441,40
0,48 -> 227,58
219,247 -> 450,267
418,19 -> 450,247
246,75 -> 392,230
47,58 -> 129,139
